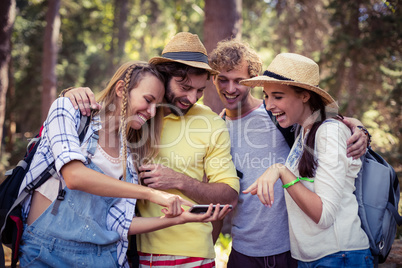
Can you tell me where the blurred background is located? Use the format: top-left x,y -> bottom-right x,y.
0,0 -> 401,266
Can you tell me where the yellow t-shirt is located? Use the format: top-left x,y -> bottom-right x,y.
137,104 -> 239,258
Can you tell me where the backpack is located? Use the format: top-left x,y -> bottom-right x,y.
0,115 -> 90,268
354,147 -> 402,266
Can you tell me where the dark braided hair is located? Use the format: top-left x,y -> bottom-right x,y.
292,86 -> 338,178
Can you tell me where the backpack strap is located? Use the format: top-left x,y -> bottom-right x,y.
78,115 -> 90,141
86,130 -> 99,162
50,170 -> 64,215
387,203 -> 402,225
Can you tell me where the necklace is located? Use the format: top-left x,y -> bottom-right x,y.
96,144 -> 121,164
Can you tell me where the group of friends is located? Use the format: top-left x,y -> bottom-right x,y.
18,32 -> 373,268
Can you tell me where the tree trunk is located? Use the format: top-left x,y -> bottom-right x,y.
203,0 -> 242,114
0,0 -> 16,153
117,0 -> 129,61
345,2 -> 361,116
41,0 -> 61,123
108,0 -> 129,76
5,57 -> 15,153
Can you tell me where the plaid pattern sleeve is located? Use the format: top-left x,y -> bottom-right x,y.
108,157 -> 138,267
19,98 -> 87,218
46,98 -> 88,174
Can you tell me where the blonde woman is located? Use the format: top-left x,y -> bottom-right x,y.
18,61 -> 229,268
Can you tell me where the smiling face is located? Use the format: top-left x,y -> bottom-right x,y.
125,73 -> 165,129
165,72 -> 208,115
213,61 -> 254,116
263,83 -> 312,128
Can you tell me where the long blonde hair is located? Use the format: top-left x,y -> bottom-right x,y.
96,61 -> 165,179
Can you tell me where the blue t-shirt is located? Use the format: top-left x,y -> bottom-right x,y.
226,104 -> 291,257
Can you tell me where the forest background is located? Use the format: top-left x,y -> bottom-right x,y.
1,0 -> 401,176
0,0 -> 401,266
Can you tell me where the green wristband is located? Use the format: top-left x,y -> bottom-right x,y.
282,178 -> 300,189
282,177 -> 314,189
299,177 -> 314,183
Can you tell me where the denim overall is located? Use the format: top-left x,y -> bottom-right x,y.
19,131 -> 124,268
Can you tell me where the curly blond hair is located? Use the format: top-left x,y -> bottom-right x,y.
209,39 -> 262,78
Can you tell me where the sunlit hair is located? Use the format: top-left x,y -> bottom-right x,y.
209,39 -> 262,78
95,61 -> 165,179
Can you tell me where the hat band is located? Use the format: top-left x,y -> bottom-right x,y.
263,70 -> 319,87
263,70 -> 293,82
161,52 -> 209,64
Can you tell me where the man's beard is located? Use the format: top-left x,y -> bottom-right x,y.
164,83 -> 194,116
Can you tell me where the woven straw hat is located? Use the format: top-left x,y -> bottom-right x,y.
240,53 -> 337,108
149,32 -> 219,75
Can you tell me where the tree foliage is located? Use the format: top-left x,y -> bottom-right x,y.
1,0 -> 401,175
322,0 -> 402,164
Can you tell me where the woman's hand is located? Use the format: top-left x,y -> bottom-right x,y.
178,204 -> 232,224
148,189 -> 194,217
243,164 -> 284,207
128,204 -> 232,235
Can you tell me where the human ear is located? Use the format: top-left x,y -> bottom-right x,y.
115,80 -> 125,98
301,90 -> 311,103
212,75 -> 217,86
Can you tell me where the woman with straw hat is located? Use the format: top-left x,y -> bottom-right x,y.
243,53 -> 373,267
18,61 -> 230,268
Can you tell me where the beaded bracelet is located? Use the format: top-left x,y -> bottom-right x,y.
282,177 -> 314,189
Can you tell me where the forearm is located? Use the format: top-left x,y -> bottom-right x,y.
61,160 -> 154,200
128,216 -> 181,235
177,176 -> 238,206
279,167 -> 322,223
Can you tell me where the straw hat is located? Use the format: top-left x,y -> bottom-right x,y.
149,32 -> 219,75
240,53 -> 337,108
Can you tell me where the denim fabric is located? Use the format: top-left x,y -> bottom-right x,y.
19,229 -> 117,268
297,249 -> 373,268
19,132 -> 124,267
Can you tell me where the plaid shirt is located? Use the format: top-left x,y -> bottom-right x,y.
19,98 -> 137,267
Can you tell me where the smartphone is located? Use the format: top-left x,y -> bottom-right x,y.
188,204 -> 233,214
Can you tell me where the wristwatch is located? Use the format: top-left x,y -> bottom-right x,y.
357,125 -> 371,148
